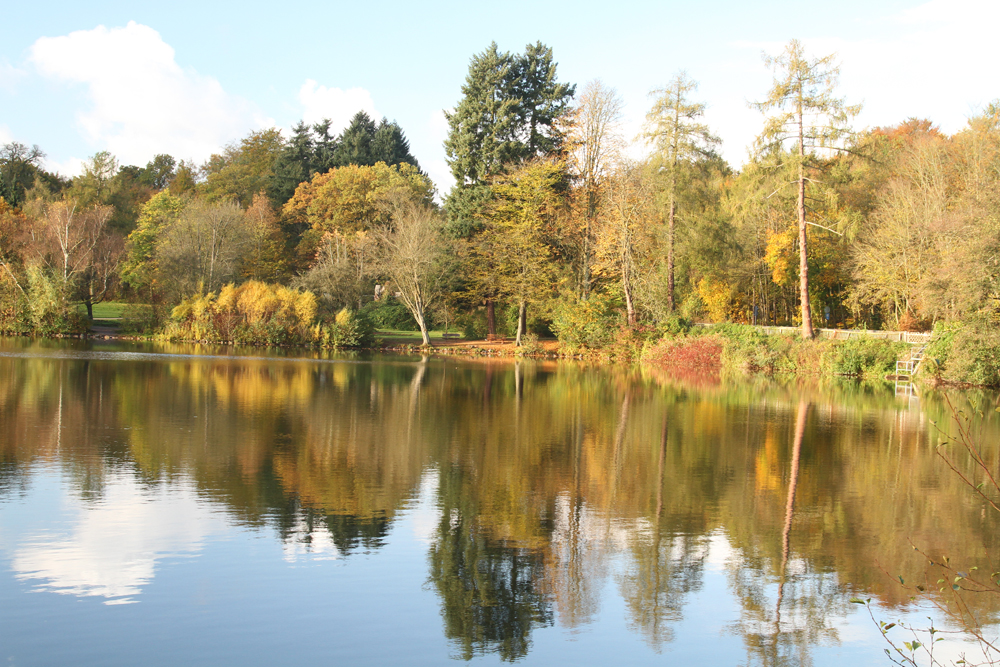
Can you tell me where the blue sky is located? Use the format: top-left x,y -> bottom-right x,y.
2,0 -> 997,194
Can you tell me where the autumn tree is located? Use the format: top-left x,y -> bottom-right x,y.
282,162 -> 433,264
644,72 -> 719,312
201,128 -> 285,207
372,191 -> 449,345
240,193 -> 289,282
27,198 -> 122,319
474,158 -> 567,345
157,199 -> 249,297
567,80 -> 624,298
752,39 -> 860,338
850,129 -> 948,326
597,162 -> 654,327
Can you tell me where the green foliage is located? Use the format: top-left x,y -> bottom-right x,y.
457,310 -> 488,339
360,297 -> 422,331
23,266 -> 87,335
0,142 -> 47,208
709,324 -> 799,373
550,293 -> 622,349
314,308 -> 375,348
658,315 -> 694,337
201,128 -> 285,207
121,191 -> 187,293
822,337 -> 904,378
444,41 -> 575,233
119,304 -> 165,335
925,319 -> 1000,386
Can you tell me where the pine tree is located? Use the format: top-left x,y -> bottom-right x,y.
373,119 -> 420,170
268,121 -> 316,206
333,111 -> 377,167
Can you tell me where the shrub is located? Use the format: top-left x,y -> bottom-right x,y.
314,308 -> 375,348
708,323 -> 790,372
823,337 -> 904,379
360,297 -> 422,331
551,294 -> 622,350
645,335 -> 723,374
927,319 -> 1000,386
168,281 -> 319,344
119,304 -> 164,334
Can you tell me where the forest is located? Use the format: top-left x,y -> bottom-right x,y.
1,39 -> 998,361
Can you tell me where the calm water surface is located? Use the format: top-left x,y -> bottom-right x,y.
2,337 -> 999,666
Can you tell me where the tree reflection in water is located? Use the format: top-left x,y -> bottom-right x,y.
3,344 -> 1000,663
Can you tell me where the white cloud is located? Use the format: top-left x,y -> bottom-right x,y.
423,109 -> 453,196
0,59 -> 24,92
28,21 -> 269,167
0,125 -> 11,145
712,3 -> 1000,167
44,156 -> 87,179
298,79 -> 377,132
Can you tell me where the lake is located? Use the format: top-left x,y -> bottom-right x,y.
1,338 -> 998,666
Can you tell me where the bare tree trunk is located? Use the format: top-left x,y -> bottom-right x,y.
515,300 -> 527,346
415,306 -> 432,346
486,299 -> 496,337
623,264 -> 635,327
797,110 -> 814,339
582,187 -> 596,299
667,192 -> 676,313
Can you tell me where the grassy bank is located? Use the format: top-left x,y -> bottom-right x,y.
644,323 -> 907,381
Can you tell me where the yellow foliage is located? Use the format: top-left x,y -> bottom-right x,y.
697,277 -> 734,323
236,280 -> 279,325
764,227 -> 797,287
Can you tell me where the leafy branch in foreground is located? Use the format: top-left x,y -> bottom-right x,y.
864,395 -> 1000,666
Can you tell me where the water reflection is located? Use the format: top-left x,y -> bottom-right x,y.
10,473 -> 225,604
1,340 -> 999,664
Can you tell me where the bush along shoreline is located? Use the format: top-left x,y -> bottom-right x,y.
10,284 -> 1000,388
638,322 -> 906,381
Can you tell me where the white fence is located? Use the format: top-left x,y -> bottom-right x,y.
697,324 -> 932,345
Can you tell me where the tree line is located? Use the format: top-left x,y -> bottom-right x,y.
2,38 -> 998,348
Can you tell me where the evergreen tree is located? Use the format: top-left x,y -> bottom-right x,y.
312,119 -> 338,172
332,111 -> 378,167
514,42 -> 576,158
268,121 -> 317,206
372,119 -> 419,169
444,42 -> 575,237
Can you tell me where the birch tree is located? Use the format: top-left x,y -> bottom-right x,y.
373,193 -> 448,346
568,80 -> 624,298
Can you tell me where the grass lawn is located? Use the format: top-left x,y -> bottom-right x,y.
75,302 -> 129,319
376,329 -> 464,342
